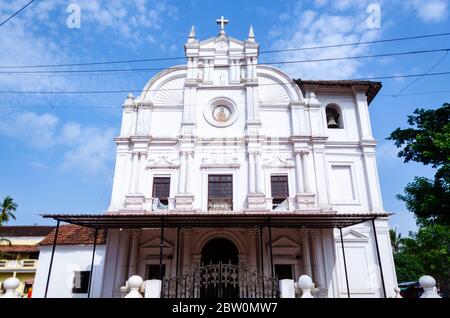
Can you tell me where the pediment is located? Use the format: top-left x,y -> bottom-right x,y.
263,156 -> 295,168
200,155 -> 240,169
147,156 -> 179,169
140,236 -> 174,249
271,236 -> 301,248
342,229 -> 369,242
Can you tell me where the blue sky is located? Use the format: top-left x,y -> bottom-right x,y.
0,0 -> 448,235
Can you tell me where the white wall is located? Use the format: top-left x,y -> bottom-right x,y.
333,219 -> 398,298
32,245 -> 105,298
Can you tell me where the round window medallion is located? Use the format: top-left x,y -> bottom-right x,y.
213,105 -> 231,122
204,98 -> 238,127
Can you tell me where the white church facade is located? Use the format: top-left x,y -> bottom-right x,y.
39,18 -> 398,298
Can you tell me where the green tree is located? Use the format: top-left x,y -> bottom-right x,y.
388,103 -> 450,226
394,225 -> 450,296
389,228 -> 402,254
1,196 -> 18,224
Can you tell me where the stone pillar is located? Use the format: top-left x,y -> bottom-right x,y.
312,144 -> 331,209
187,57 -> 193,79
301,230 -> 313,278
300,150 -> 312,193
134,153 -> 143,193
128,230 -> 141,277
185,151 -> 193,194
178,152 -> 187,193
192,58 -> 198,80
294,151 -> 304,193
236,61 -> 241,81
138,152 -> 147,195
246,58 -> 252,80
310,230 -> 326,297
181,230 -> 192,274
230,60 -> 236,82
248,230 -> 258,273
295,149 -> 316,209
354,89 -> 373,140
129,153 -> 138,193
362,144 -> 383,212
248,152 -> 256,193
114,231 -> 130,294
109,143 -> 129,210
175,151 -> 194,210
255,152 -> 263,193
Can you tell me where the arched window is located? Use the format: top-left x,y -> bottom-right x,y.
325,104 -> 343,129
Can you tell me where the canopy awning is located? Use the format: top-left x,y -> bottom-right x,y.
41,211 -> 392,229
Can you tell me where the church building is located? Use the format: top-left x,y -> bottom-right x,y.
38,18 -> 398,298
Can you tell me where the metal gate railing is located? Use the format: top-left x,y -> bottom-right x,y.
162,262 -> 279,298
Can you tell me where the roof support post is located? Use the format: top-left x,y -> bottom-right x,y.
268,219 -> 274,278
87,228 -> 99,298
159,219 -> 165,281
371,218 -> 387,298
175,227 -> 180,297
339,227 -> 350,298
44,220 -> 60,298
259,226 -> 264,275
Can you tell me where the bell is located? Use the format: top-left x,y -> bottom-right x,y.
327,115 -> 339,128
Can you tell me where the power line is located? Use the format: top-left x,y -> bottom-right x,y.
259,31 -> 450,54
393,51 -> 449,97
0,0 -> 35,27
2,70 -> 450,95
379,90 -> 450,97
1,86 -> 450,110
0,47 -> 449,75
2,30 -> 450,69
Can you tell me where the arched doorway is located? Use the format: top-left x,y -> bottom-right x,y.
200,238 -> 239,298
201,238 -> 239,266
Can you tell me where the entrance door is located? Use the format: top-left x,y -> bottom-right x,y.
200,238 -> 239,298
201,238 -> 239,266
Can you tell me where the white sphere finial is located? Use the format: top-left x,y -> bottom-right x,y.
3,277 -> 20,298
393,286 -> 403,298
298,275 -> 314,298
124,275 -> 144,298
419,275 -> 441,298
123,93 -> 136,107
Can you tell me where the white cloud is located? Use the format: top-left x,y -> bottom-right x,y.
0,0 -> 178,92
0,112 -> 59,149
59,127 -> 115,176
0,111 -> 115,176
377,141 -> 402,164
408,0 -> 448,22
268,3 -> 382,79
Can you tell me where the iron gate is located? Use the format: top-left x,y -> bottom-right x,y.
162,263 -> 279,298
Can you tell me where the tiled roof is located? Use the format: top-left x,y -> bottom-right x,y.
0,226 -> 54,237
39,224 -> 107,246
294,79 -> 382,105
0,245 -> 39,253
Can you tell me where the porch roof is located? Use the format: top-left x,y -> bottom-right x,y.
41,211 -> 392,229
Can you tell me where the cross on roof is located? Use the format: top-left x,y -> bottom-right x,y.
216,16 -> 229,34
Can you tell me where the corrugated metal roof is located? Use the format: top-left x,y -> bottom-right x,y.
41,211 -> 392,229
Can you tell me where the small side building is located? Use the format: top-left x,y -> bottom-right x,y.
0,226 -> 54,297
32,225 -> 106,298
